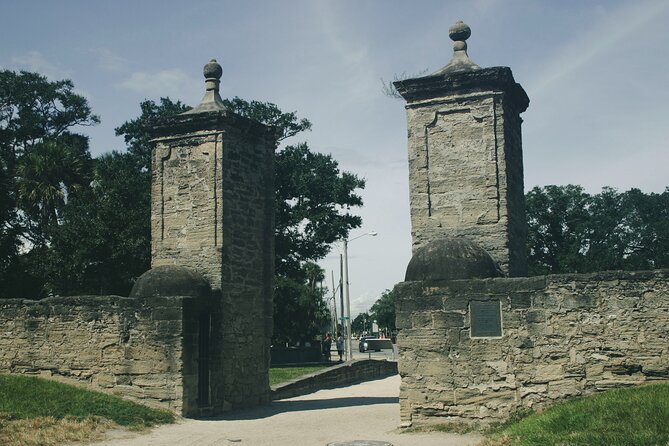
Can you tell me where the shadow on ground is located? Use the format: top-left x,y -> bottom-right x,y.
207,396 -> 399,420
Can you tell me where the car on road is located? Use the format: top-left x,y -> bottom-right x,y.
358,336 -> 378,352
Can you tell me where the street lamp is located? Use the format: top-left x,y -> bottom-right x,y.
343,230 -> 378,360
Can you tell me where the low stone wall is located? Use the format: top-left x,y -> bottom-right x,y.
271,359 -> 398,400
395,269 -> 669,426
0,295 -> 202,415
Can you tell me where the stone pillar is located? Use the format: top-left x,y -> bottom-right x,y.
150,59 -> 276,412
394,21 -> 529,276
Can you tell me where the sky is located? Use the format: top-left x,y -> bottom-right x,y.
2,0 -> 668,318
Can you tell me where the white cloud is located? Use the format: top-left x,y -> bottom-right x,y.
9,51 -> 91,98
311,2 -> 378,102
119,69 -> 196,99
522,1 -> 669,195
90,48 -> 128,73
11,50 -> 71,79
527,1 -> 669,98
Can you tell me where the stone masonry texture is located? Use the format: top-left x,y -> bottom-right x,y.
150,110 -> 276,413
0,96 -> 275,417
395,67 -> 529,277
0,295 -> 193,414
394,269 -> 669,425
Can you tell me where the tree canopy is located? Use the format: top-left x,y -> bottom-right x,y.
0,70 -> 99,296
369,289 -> 397,333
5,69 -> 669,343
526,185 -> 669,275
0,73 -> 366,345
46,151 -> 151,295
352,312 -> 371,335
220,97 -> 364,343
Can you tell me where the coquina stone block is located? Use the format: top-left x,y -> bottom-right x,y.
148,60 -> 276,413
395,269 -> 669,425
0,60 -> 276,417
393,21 -> 669,428
394,22 -> 528,276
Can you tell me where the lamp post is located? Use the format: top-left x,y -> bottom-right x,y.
343,230 -> 378,360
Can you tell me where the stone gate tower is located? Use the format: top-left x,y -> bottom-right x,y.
394,21 -> 529,276
148,59 -> 276,413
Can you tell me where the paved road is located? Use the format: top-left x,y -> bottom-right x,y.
85,375 -> 483,446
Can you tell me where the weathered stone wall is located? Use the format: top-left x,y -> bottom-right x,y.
500,100 -> 527,274
398,68 -> 528,276
0,295 -> 201,414
151,130 -> 225,289
395,269 -> 669,425
150,111 -> 276,412
218,123 -> 275,409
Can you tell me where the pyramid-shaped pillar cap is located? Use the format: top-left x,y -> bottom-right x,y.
392,20 -> 529,112
432,20 -> 481,75
182,58 -> 228,114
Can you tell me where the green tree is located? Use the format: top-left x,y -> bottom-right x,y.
93,96 -> 363,343
275,143 -> 364,278
0,70 -> 99,163
352,312 -> 371,335
582,187 -> 632,272
222,97 -> 311,142
114,98 -> 189,171
16,134 -> 92,243
0,70 -> 99,297
526,185 -> 591,275
38,98 -> 189,297
622,188 -> 669,269
370,289 -> 397,333
273,262 -> 330,345
526,185 -> 669,275
0,160 -> 17,282
45,152 -> 151,295
216,97 -> 365,343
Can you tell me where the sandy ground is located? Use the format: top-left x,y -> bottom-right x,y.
84,375 -> 483,446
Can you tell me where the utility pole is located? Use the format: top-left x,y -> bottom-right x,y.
343,239 -> 352,361
339,254 -> 344,338
341,231 -> 378,361
331,271 -> 338,336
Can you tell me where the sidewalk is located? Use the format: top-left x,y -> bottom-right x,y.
85,375 -> 483,446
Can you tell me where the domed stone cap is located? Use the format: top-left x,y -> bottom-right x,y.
405,237 -> 503,281
130,265 -> 211,298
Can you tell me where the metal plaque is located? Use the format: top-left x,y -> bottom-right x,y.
470,300 -> 502,337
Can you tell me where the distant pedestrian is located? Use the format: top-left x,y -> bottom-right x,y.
322,333 -> 332,362
336,333 -> 345,362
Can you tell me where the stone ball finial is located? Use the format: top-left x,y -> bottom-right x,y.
203,58 -> 222,80
449,20 -> 471,42
181,58 -> 227,113
429,19 -> 479,74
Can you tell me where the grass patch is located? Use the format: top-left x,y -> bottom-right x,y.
0,414 -> 113,446
482,383 -> 669,446
0,374 -> 173,427
269,365 -> 331,386
402,422 -> 477,435
0,374 -> 174,446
